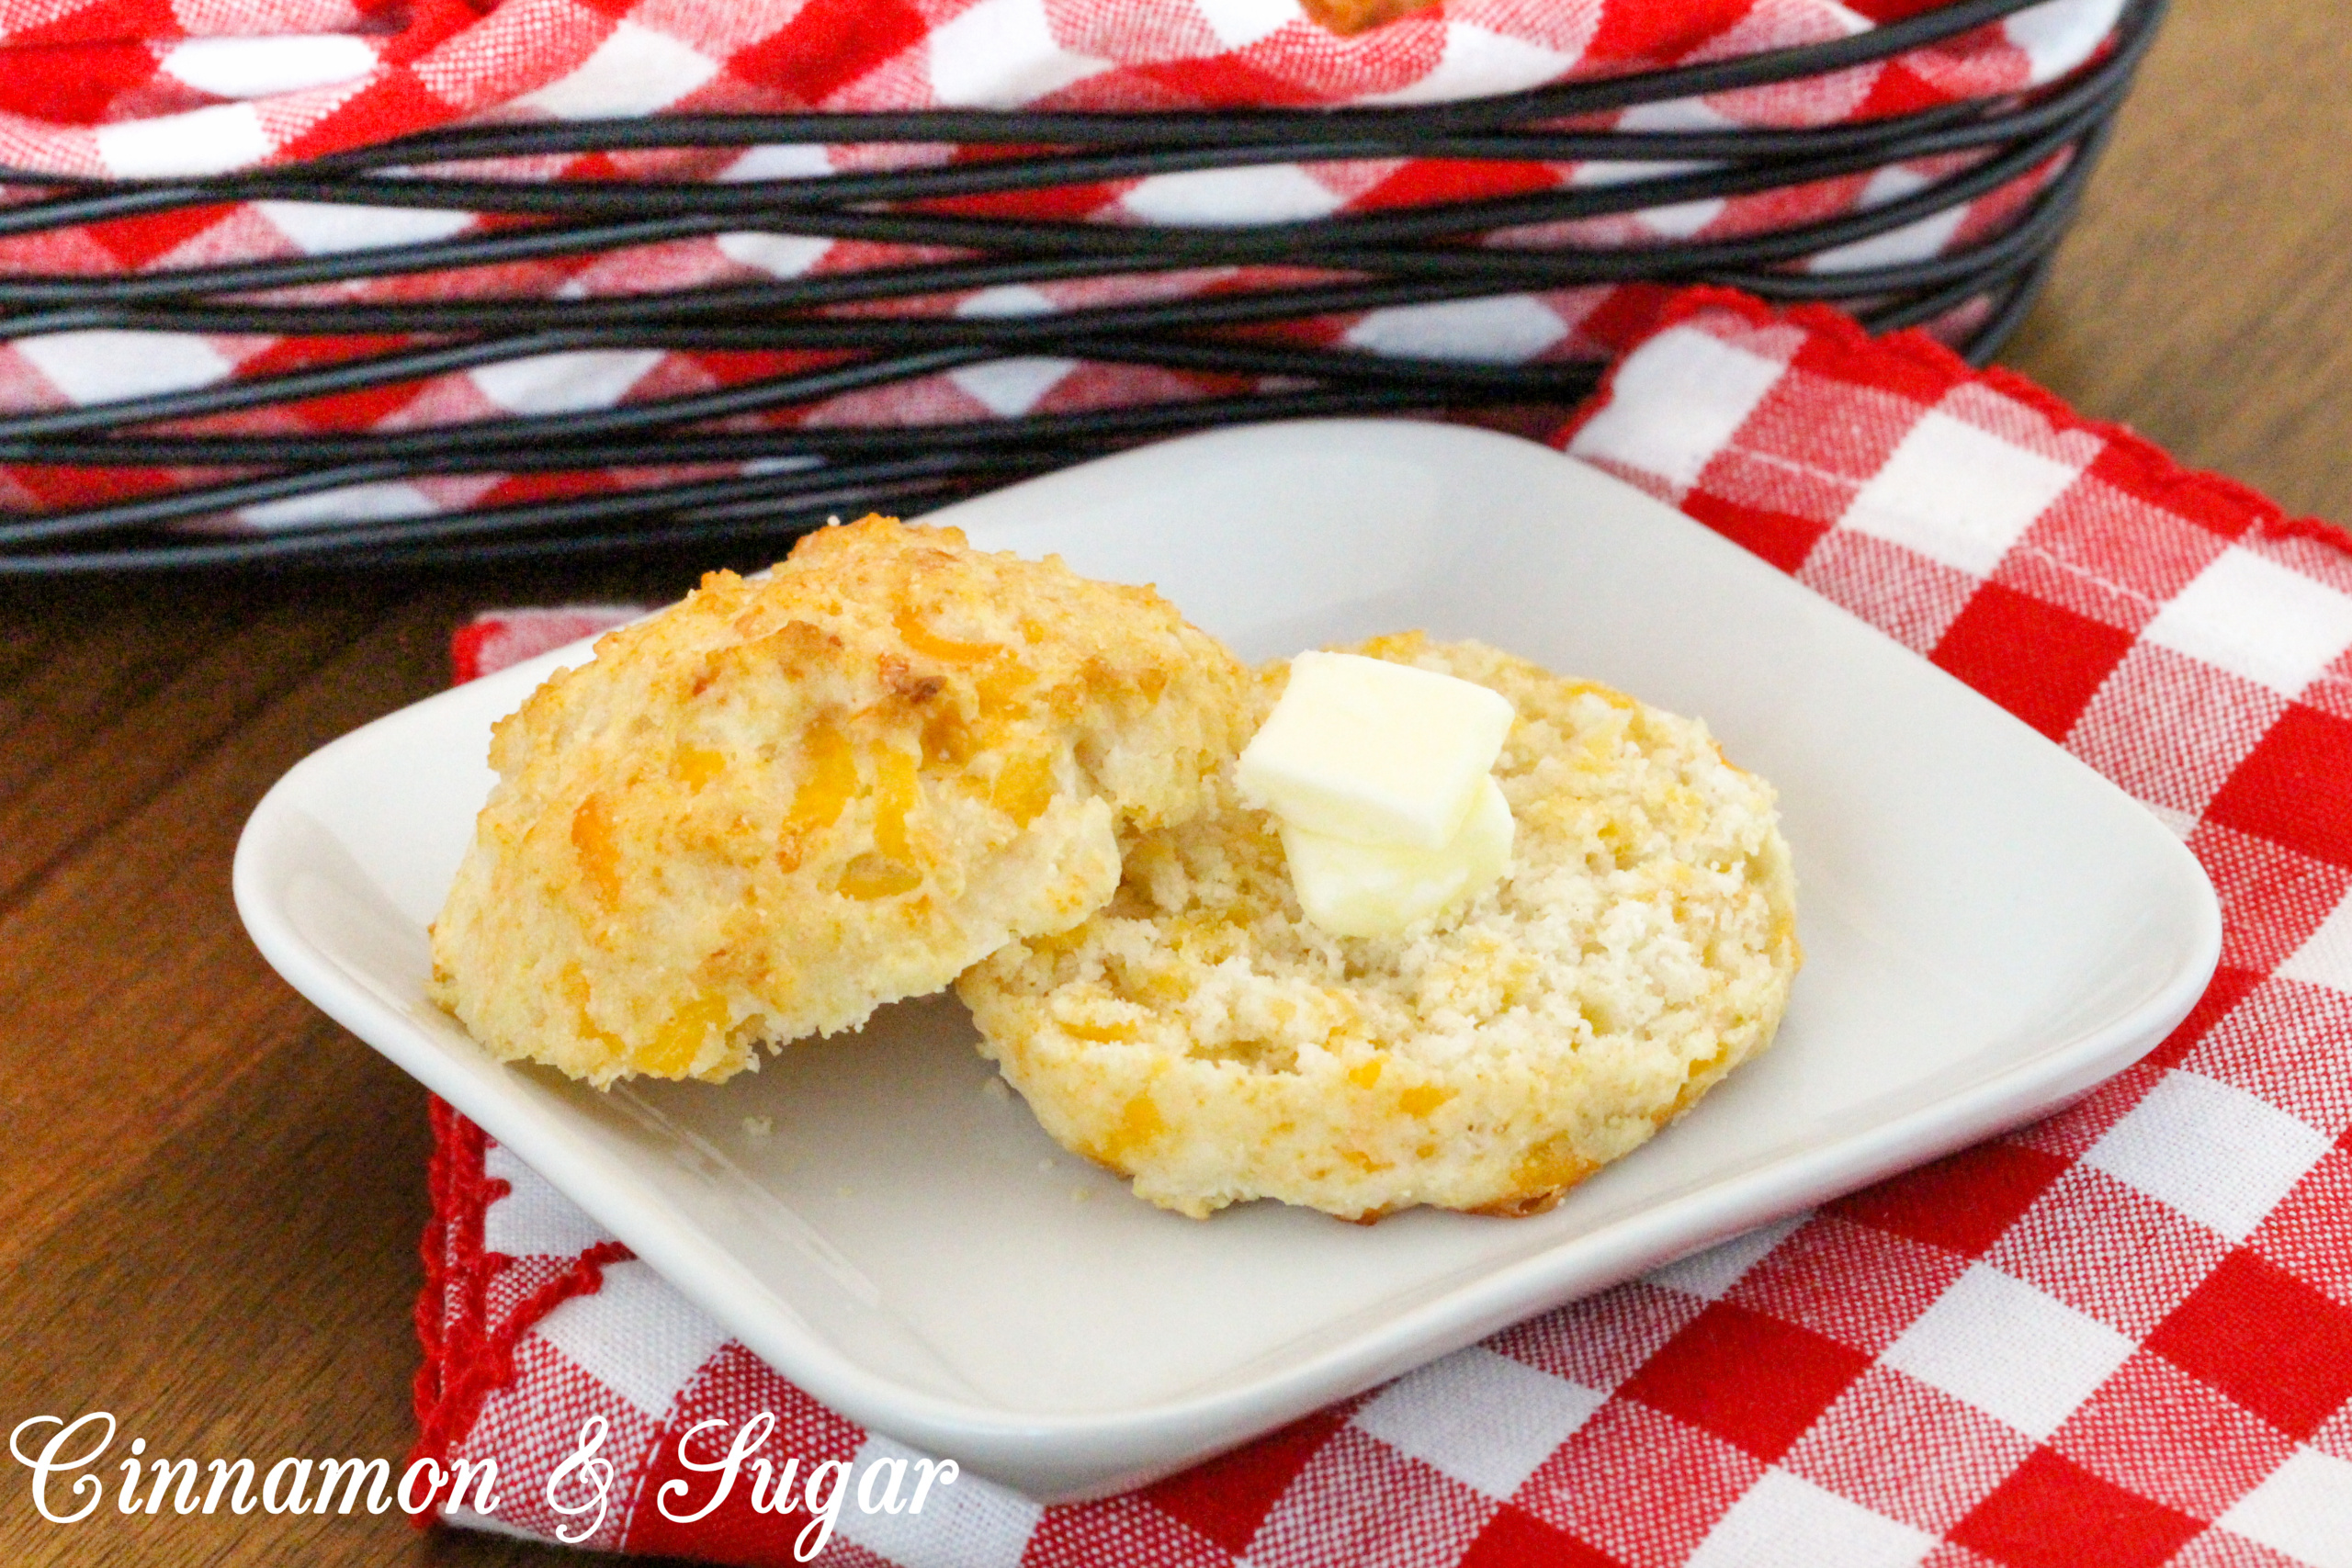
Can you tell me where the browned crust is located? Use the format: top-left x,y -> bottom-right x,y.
1465,1187 -> 1569,1220
1301,0 -> 1442,35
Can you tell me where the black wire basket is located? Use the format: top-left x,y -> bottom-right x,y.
0,0 -> 2163,572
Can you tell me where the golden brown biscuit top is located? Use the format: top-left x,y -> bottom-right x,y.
495,513 -> 1230,862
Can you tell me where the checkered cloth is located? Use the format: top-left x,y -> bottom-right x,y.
0,0 -> 2127,530
417,288 -> 2352,1567
0,0 -> 2130,171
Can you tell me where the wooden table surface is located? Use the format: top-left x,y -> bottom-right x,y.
3,1 -> 2346,1561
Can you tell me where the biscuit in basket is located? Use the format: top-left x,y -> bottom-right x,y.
430,516 -> 1250,1087
956,634 -> 1800,1220
1303,0 -> 1442,34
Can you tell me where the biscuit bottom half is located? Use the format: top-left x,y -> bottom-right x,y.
956,635 -> 1801,1221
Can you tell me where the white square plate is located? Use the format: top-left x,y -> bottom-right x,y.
236,421 -> 2220,1502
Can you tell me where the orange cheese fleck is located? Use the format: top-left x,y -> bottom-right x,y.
643,993 -> 731,1077
1397,1084 -> 1454,1118
779,718 -> 859,872
836,853 -> 922,900
1099,1091 -> 1167,1167
893,606 -> 1000,665
787,720 -> 858,833
570,793 -> 621,908
1061,1017 -> 1140,1043
990,749 -> 1056,828
1509,1134 -> 1598,1197
673,746 -> 726,791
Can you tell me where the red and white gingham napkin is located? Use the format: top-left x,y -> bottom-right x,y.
0,0 -> 2126,531
418,288 -> 2352,1567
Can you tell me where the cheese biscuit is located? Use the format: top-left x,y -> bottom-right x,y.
430,516 -> 1250,1086
956,634 -> 1800,1220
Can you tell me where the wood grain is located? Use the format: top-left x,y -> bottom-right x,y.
0,1 -> 2344,1559
2001,0 -> 2352,525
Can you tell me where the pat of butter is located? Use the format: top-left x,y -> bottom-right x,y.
1281,776 -> 1514,938
1237,651 -> 1515,850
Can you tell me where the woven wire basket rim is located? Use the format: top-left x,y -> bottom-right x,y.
0,0 -> 2162,571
